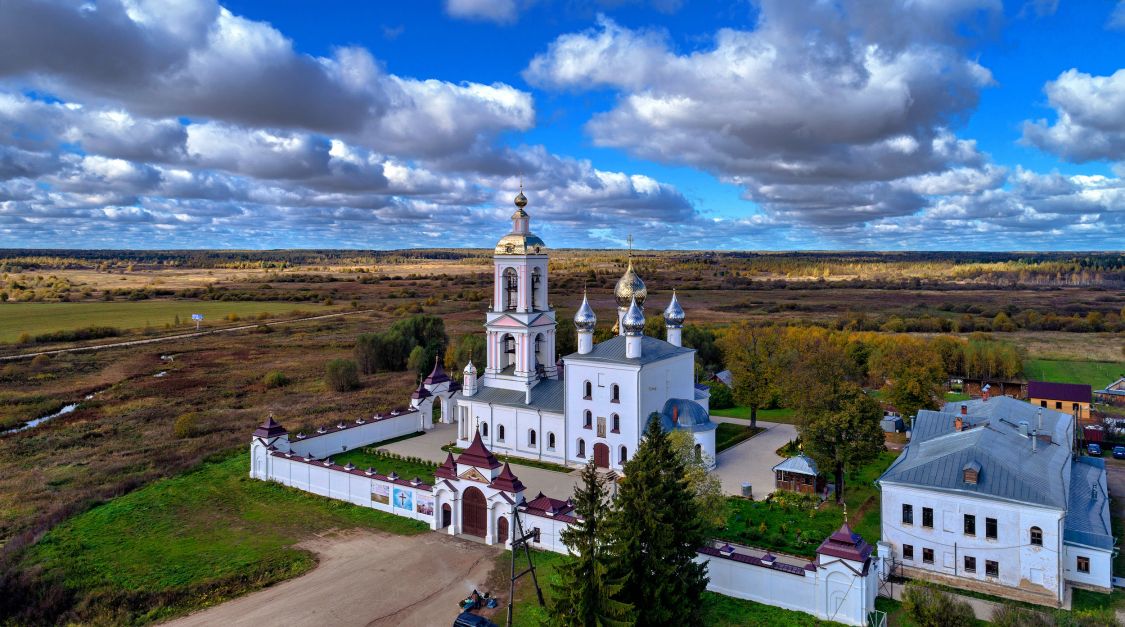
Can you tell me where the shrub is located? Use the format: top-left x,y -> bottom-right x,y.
29,354 -> 50,370
325,359 -> 359,392
707,381 -> 735,409
173,413 -> 200,438
262,371 -> 289,388
901,582 -> 975,627
991,604 -> 1051,627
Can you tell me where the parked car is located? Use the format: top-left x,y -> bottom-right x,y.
1113,446 -> 1125,460
454,612 -> 499,627
1087,443 -> 1103,456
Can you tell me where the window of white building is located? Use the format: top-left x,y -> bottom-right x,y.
497,424 -> 505,442
547,432 -> 556,450
529,429 -> 536,447
964,556 -> 976,572
620,445 -> 628,463
611,384 -> 620,403
1030,526 -> 1042,546
902,504 -> 913,525
481,422 -> 489,437
903,544 -> 914,560
986,517 -> 997,540
985,560 -> 999,577
922,507 -> 933,528
964,514 -> 975,536
583,381 -> 592,399
922,548 -> 934,564
1077,556 -> 1090,574
583,410 -> 592,429
577,439 -> 586,458
611,413 -> 620,433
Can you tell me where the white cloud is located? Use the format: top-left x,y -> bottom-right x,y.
445,0 -> 519,24
1021,69 -> 1125,163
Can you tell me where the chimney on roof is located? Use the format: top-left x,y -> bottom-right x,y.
961,404 -> 968,416
1032,430 -> 1038,453
1018,421 -> 1030,437
1037,408 -> 1043,433
982,385 -> 991,401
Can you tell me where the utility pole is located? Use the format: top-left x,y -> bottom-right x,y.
506,503 -> 544,627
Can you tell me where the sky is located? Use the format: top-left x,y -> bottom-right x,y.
0,0 -> 1123,251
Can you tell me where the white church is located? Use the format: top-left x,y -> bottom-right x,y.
449,189 -> 717,470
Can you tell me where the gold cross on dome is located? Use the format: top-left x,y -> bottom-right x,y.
626,234 -> 634,256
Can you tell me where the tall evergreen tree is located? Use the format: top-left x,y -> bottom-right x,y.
608,415 -> 709,626
549,460 -> 632,626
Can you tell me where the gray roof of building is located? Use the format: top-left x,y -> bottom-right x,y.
563,335 -> 693,366
461,378 -> 565,414
1064,457 -> 1115,551
879,397 -> 1074,509
773,453 -> 818,476
658,398 -> 716,433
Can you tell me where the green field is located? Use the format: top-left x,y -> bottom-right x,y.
1023,359 -> 1125,390
711,406 -> 798,424
0,300 -> 337,343
24,452 -> 428,624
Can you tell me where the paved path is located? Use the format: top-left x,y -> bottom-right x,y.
711,419 -> 798,498
166,530 -> 501,627
0,308 -> 376,361
383,423 -> 583,500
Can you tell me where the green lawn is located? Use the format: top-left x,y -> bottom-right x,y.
0,300 -> 338,343
711,406 -> 798,424
331,448 -> 437,483
24,451 -> 428,624
500,549 -> 845,626
717,451 -> 897,558
1023,359 -> 1125,391
715,422 -> 764,453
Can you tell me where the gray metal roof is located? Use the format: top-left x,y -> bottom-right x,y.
772,453 -> 818,476
1064,457 -> 1115,551
461,378 -> 565,414
563,335 -> 693,366
658,398 -> 716,433
880,397 -> 1074,509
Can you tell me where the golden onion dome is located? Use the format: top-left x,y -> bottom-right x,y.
614,259 -> 646,308
514,189 -> 528,208
494,233 -> 547,255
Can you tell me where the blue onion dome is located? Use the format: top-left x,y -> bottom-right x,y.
614,259 -> 646,308
574,290 -> 597,332
622,295 -> 646,336
663,290 -> 685,327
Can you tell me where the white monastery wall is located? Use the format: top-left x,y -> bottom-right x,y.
1063,543 -> 1114,591
287,412 -> 424,459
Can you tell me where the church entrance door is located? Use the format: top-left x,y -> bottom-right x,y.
497,516 -> 509,544
593,443 -> 610,469
462,487 -> 487,538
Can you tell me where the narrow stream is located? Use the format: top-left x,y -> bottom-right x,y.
10,390 -> 104,434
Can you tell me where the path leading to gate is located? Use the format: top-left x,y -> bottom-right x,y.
166,530 -> 501,627
712,419 -> 798,499
383,423 -> 583,500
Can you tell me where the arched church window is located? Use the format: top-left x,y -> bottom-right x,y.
498,424 -> 506,442
583,381 -> 592,399
503,334 -> 515,354
504,268 -> 518,311
611,384 -> 620,403
481,422 -> 489,437
1030,526 -> 1043,546
620,446 -> 628,464
529,429 -> 536,447
577,439 -> 586,458
584,410 -> 592,429
611,414 -> 620,433
548,432 -> 556,449
694,443 -> 702,461
531,268 -> 541,310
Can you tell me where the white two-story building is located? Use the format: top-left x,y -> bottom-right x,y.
877,395 -> 1114,606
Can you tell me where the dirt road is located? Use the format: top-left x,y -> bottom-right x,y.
166,530 -> 501,627
0,309 -> 376,362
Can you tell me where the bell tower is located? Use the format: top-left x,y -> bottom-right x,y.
483,187 -> 557,391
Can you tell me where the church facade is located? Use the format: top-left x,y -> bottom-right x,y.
452,190 -> 716,470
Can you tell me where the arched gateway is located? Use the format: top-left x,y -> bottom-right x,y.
593,442 -> 610,469
462,486 -> 487,538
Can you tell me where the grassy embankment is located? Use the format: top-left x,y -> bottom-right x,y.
0,300 -> 340,343
715,421 -> 764,452
1023,358 -> 1124,390
496,549 -> 846,626
331,448 -> 438,483
21,451 -> 428,624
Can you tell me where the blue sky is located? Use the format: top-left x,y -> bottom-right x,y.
0,0 -> 1123,250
